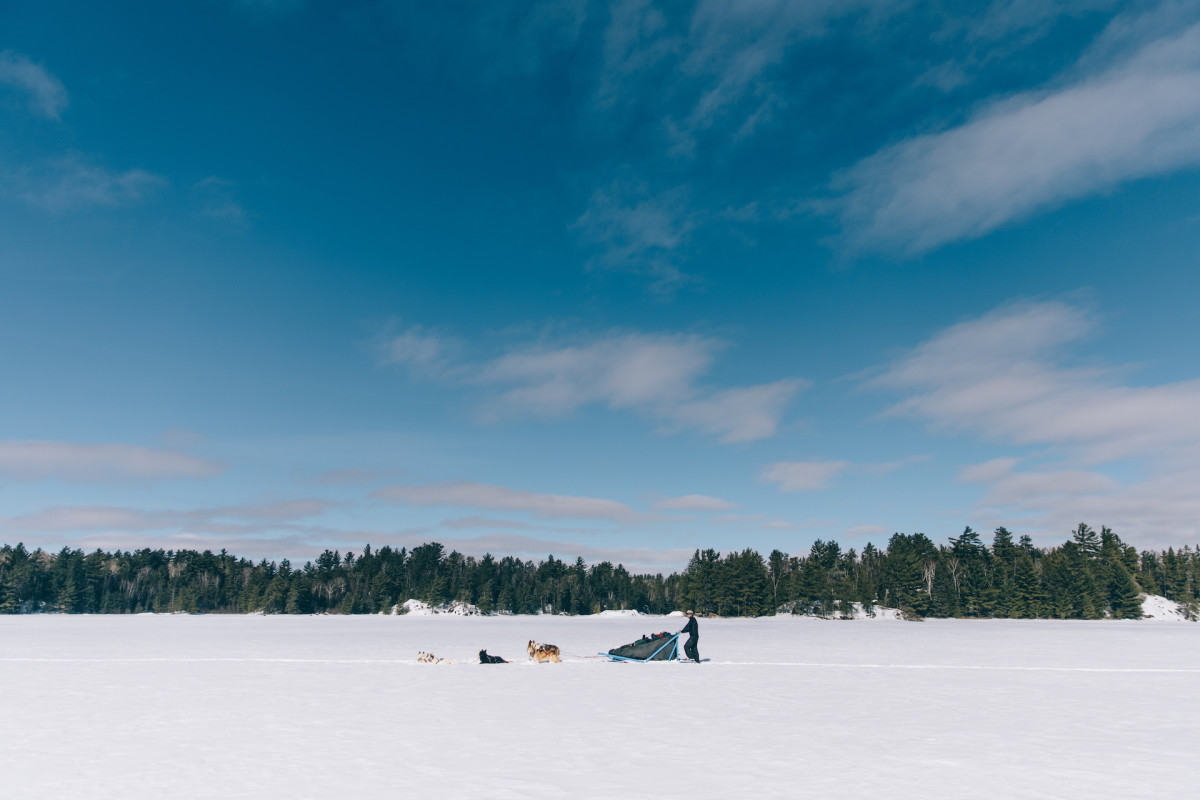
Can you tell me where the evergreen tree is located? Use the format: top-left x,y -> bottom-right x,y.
1013,552 -> 1044,618
1072,523 -> 1101,558
1107,564 -> 1143,619
991,527 -> 1017,564
767,549 -> 790,612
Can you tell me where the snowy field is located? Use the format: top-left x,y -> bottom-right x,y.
2,613 -> 1198,799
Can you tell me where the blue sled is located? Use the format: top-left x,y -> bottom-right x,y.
599,632 -> 681,662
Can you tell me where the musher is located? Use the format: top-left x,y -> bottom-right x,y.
680,609 -> 700,662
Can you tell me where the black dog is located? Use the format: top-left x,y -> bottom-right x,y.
478,649 -> 508,664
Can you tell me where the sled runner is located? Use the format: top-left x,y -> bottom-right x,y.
599,631 -> 680,662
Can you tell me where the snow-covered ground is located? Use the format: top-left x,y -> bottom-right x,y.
2,614 -> 1197,799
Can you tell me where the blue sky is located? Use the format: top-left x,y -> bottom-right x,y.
3,0 -> 1200,570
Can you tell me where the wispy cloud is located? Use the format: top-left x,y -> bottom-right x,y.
389,0 -> 589,81
958,457 -> 1200,548
957,457 -> 1021,484
305,468 -> 396,487
671,381 -> 806,443
374,481 -> 654,523
883,299 -> 1200,546
594,0 -> 678,110
873,300 -> 1200,463
0,500 -> 693,571
205,499 -> 336,521
380,327 -> 804,444
834,10 -> 1200,253
760,454 -> 926,493
0,506 -> 168,532
595,1 -> 900,153
191,177 -> 247,227
441,516 -> 539,531
480,333 -> 804,442
480,331 -> 710,414
573,175 -> 695,290
0,50 -> 68,119
19,157 -> 166,213
651,494 -> 737,512
377,324 -> 459,377
761,460 -> 850,492
0,441 -> 222,483
844,524 -> 889,537
0,497 -> 334,537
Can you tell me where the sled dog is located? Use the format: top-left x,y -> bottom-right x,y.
527,640 -> 561,663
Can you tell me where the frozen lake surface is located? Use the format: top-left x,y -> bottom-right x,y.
3,613 -> 1197,799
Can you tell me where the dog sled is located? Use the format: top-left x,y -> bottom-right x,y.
600,631 -> 680,662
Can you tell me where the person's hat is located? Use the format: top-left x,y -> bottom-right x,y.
686,610 -> 693,615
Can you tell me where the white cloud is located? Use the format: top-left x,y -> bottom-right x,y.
441,516 -> 539,530
982,469 -> 1121,506
378,325 -> 458,377
0,506 -> 165,532
205,499 -> 335,521
1,504 -> 691,572
958,457 -> 1020,483
874,301 -> 1200,463
0,497 -> 333,539
598,0 -> 899,152
834,13 -> 1200,253
856,454 -> 932,474
965,464 -> 1200,548
845,524 -> 889,537
384,327 -> 803,444
481,332 -> 802,442
759,454 -> 928,496
761,460 -> 850,492
306,468 -> 392,486
482,332 -> 713,416
0,441 -> 222,483
881,299 -> 1200,547
0,50 -> 68,119
671,380 -> 806,443
374,481 -> 651,523
573,176 -> 695,289
191,177 -> 247,227
20,157 -> 166,212
651,494 -> 736,512
959,0 -> 1120,43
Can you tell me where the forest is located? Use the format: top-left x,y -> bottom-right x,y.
1,524 -> 1197,619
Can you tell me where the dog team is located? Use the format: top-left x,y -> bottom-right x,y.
417,640 -> 561,665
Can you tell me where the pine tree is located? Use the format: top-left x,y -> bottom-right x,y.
1108,564 -> 1142,619
767,549 -> 790,612
1013,552 -> 1043,618
1072,523 -> 1101,558
992,527 -> 1017,563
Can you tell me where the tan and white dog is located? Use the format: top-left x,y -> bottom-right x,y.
417,651 -> 442,664
527,640 -> 561,663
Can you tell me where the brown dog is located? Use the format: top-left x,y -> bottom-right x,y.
527,640 -> 561,663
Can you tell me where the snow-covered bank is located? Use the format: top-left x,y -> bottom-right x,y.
1139,594 -> 1197,621
2,615 -> 1197,799
398,598 -> 482,616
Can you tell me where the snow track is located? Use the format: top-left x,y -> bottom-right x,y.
4,657 -> 1200,673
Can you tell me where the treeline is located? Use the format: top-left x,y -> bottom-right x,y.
1,524 -> 1197,619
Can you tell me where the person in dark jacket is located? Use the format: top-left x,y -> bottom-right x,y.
680,610 -> 699,662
